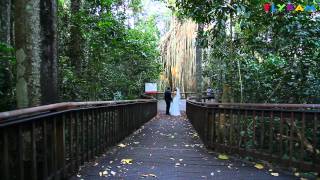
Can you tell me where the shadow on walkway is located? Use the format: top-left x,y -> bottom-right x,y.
72,113 -> 295,179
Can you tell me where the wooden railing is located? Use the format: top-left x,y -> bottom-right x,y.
186,100 -> 320,173
146,92 -> 196,100
0,99 -> 157,180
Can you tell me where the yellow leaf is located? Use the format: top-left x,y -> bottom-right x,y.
271,172 -> 279,176
99,171 -> 108,176
192,133 -> 199,138
218,154 -> 229,160
149,174 -> 157,177
121,159 -> 133,164
118,143 -> 126,148
254,163 -> 264,170
141,174 -> 149,178
141,174 -> 157,178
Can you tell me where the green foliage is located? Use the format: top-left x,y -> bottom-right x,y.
58,0 -> 161,101
0,42 -> 16,111
175,0 -> 320,103
0,0 -> 161,111
174,2 -> 319,174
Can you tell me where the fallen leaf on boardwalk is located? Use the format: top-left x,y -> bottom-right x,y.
271,172 -> 279,176
179,159 -> 183,162
121,159 -> 133,165
133,142 -> 140,144
118,143 -> 126,148
76,174 -> 81,177
141,174 -> 149,178
99,171 -> 108,176
93,162 -> 99,166
218,154 -> 229,160
175,163 -> 181,167
254,163 -> 264,170
141,174 -> 157,178
110,171 -> 116,176
170,158 -> 175,161
192,133 -> 199,138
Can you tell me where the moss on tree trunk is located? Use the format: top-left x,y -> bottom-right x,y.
15,0 -> 41,108
15,0 -> 58,108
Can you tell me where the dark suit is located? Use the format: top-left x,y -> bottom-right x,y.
164,90 -> 172,115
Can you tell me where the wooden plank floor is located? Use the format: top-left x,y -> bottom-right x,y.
71,113 -> 296,180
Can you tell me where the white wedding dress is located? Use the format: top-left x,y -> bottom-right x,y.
170,88 -> 181,116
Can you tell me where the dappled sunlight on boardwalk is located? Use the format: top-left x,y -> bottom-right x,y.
72,113 -> 295,179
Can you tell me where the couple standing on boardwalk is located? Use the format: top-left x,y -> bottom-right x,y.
164,87 -> 181,116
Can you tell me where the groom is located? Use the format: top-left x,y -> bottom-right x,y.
164,87 -> 172,115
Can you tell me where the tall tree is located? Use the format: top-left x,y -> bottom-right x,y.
0,0 -> 14,110
0,0 -> 11,44
70,0 -> 82,76
195,23 -> 203,101
15,0 -> 42,108
40,0 -> 58,104
15,0 -> 58,108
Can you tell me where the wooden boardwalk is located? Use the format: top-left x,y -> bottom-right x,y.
72,113 -> 295,180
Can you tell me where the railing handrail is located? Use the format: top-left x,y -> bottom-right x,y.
0,99 -> 156,120
187,100 -> 320,109
148,91 -> 196,93
186,100 -> 320,174
0,98 -> 157,180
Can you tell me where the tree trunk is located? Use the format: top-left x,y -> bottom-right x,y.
15,0 -> 58,108
15,0 -> 42,108
70,0 -> 82,76
0,0 -> 13,110
195,23 -> 203,101
0,0 -> 11,44
40,0 -> 58,104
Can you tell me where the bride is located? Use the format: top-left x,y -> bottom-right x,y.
169,88 -> 181,116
